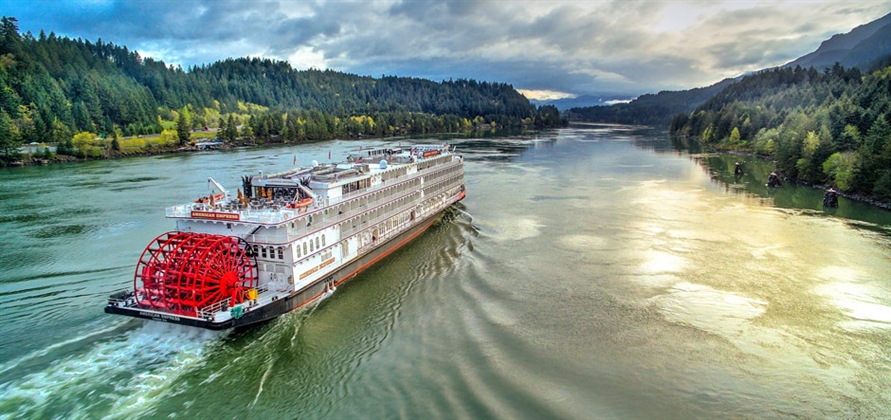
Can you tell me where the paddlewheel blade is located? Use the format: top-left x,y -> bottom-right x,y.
133,232 -> 258,316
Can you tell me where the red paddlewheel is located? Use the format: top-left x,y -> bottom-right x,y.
134,232 -> 258,316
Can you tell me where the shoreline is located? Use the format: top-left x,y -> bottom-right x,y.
2,126 -> 540,168
4,135 -> 389,168
709,147 -> 891,212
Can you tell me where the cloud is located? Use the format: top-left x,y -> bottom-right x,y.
518,89 -> 577,101
2,0 -> 889,97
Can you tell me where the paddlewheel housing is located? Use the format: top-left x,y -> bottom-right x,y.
134,232 -> 258,317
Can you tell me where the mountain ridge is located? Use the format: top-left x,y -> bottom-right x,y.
784,13 -> 891,71
566,13 -> 891,126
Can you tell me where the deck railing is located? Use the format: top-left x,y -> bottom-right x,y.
166,159 -> 463,248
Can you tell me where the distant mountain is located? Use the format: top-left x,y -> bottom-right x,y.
567,12 -> 891,127
563,78 -> 736,126
783,12 -> 891,71
529,94 -> 634,111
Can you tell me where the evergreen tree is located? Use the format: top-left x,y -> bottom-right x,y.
110,129 -> 120,151
226,114 -> 238,141
0,108 -> 21,162
0,17 -> 564,165
176,105 -> 190,145
671,63 -> 891,196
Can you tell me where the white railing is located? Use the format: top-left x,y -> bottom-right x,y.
166,159 -> 463,246
196,284 -> 273,321
166,204 -> 310,225
355,186 -> 462,254
197,298 -> 231,320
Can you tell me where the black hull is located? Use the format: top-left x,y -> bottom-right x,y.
105,205 -> 450,330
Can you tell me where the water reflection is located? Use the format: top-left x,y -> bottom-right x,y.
661,132 -> 891,231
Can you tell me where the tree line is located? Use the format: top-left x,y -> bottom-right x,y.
0,16 -> 565,163
670,63 -> 891,200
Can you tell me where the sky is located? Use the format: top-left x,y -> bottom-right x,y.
2,0 -> 889,100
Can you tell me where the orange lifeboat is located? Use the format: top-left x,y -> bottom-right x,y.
287,198 -> 313,209
195,193 -> 225,204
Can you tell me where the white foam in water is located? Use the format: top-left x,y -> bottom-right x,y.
0,320 -> 127,378
0,322 -> 226,419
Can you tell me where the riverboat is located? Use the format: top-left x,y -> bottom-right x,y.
105,144 -> 466,329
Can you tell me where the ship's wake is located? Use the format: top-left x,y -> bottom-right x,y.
0,321 -> 226,420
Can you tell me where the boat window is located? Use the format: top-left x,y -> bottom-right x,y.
297,244 -> 301,258
316,237 -> 320,250
322,234 -> 326,247
303,242 -> 308,255
277,247 -> 284,259
261,247 -> 267,258
310,240 -> 314,252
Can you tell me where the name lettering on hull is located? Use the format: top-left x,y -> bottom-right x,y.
300,257 -> 336,280
139,311 -> 182,322
190,211 -> 241,221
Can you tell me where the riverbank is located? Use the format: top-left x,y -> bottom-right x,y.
700,143 -> 891,211
2,126 -> 539,168
3,134 -> 361,168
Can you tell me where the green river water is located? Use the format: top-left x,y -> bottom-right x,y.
0,125 -> 889,418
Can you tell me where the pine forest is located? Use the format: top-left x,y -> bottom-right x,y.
670,63 -> 891,200
0,17 -> 564,164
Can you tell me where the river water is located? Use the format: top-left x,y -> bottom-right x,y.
1,125 -> 889,419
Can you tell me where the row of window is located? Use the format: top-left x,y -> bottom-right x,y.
339,192 -> 418,236
424,173 -> 464,199
381,165 -> 410,182
254,245 -> 285,260
285,175 -> 422,235
417,154 -> 453,171
296,234 -> 327,258
253,232 -> 328,261
422,162 -> 463,185
377,209 -> 413,238
275,160 -> 460,263
347,177 -> 421,213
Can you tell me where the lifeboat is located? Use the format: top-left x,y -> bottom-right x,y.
195,193 -> 225,204
287,198 -> 313,209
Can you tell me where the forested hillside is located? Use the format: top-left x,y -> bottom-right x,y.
670,64 -> 891,200
0,17 -> 561,163
563,78 -> 736,126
